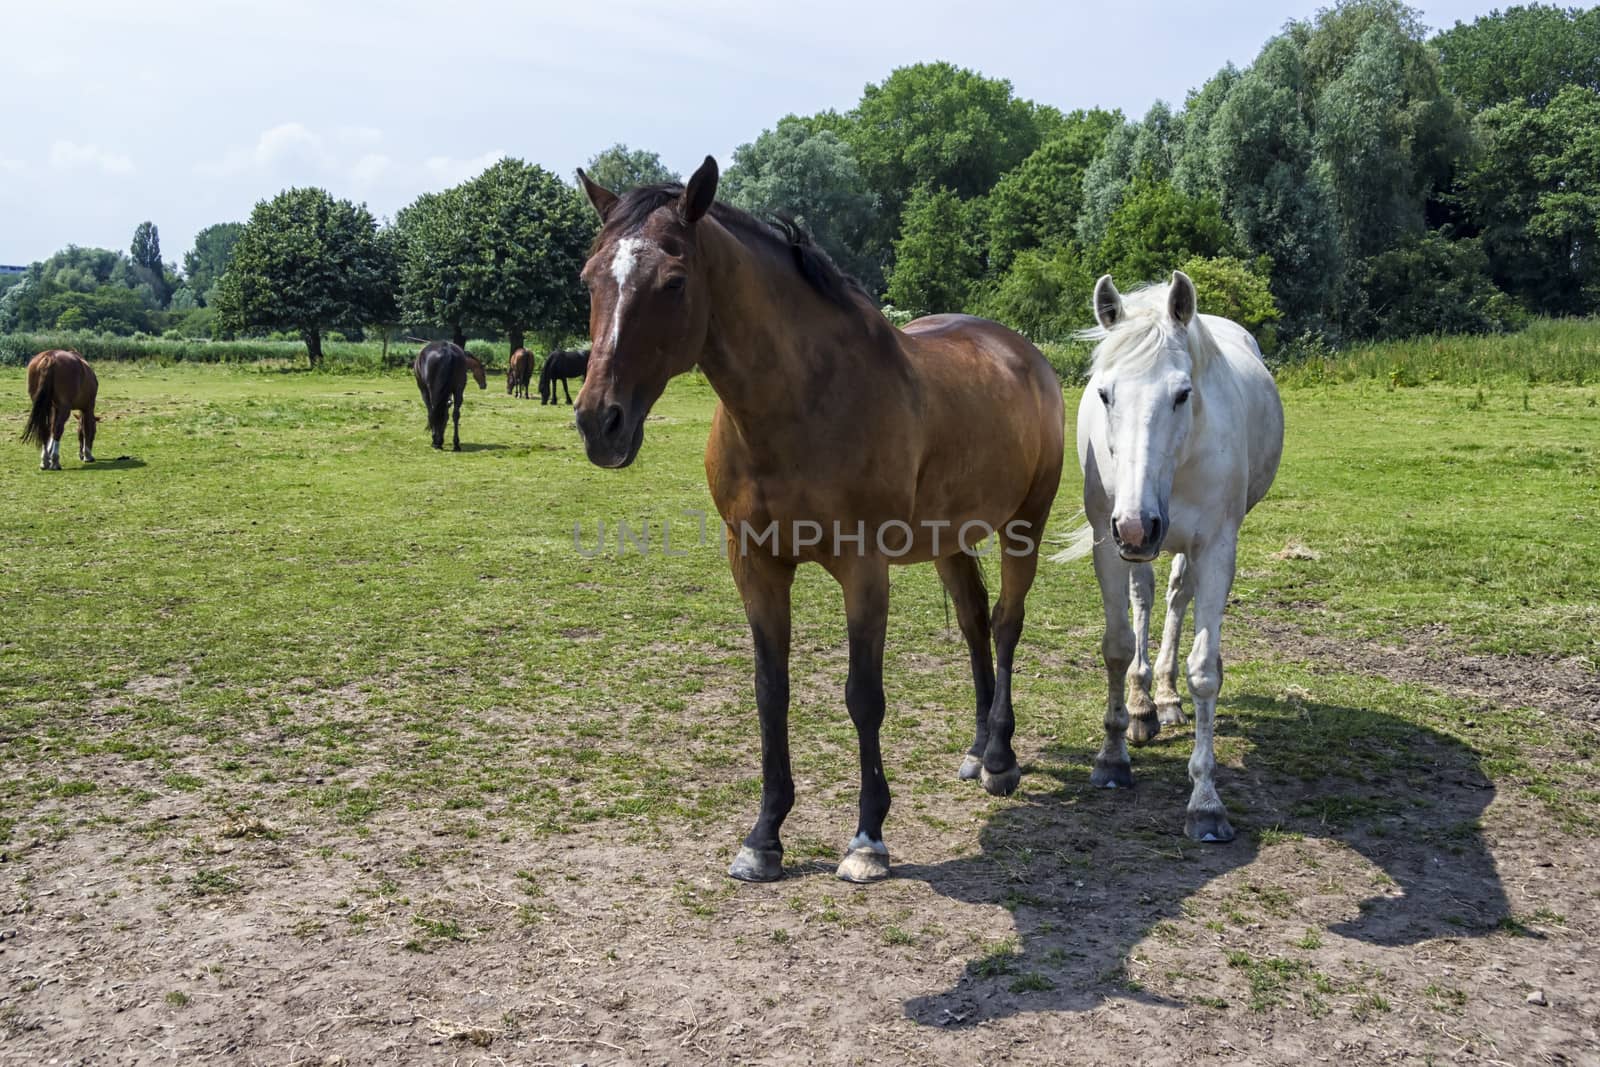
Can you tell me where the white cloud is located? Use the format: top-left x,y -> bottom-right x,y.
422,149 -> 506,186
349,152 -> 393,187
49,140 -> 134,175
0,158 -> 22,174
197,121 -> 328,178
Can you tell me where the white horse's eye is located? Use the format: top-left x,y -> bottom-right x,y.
1175,387 -> 1192,407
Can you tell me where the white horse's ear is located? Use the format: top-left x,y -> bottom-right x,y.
1093,274 -> 1123,329
1168,270 -> 1197,325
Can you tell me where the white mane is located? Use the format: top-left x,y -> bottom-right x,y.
1079,280 -> 1222,378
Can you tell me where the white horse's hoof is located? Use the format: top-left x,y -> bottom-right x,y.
1186,809 -> 1235,843
980,765 -> 1022,797
1126,710 -> 1161,746
836,847 -> 890,883
1090,758 -> 1134,789
957,754 -> 983,780
728,846 -> 783,882
1157,701 -> 1187,727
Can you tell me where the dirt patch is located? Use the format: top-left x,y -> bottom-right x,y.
1241,615 -> 1600,724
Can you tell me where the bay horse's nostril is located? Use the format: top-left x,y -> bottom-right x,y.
601,404 -> 624,438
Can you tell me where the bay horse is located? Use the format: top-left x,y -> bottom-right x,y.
22,349 -> 97,470
539,349 -> 588,405
573,158 -> 1064,883
507,348 -> 533,398
413,341 -> 485,451
1056,272 -> 1283,842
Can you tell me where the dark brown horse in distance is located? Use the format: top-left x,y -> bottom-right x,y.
22,349 -> 98,470
574,158 -> 1064,884
507,348 -> 533,398
539,349 -> 588,405
413,341 -> 485,450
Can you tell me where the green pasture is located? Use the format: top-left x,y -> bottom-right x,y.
2,350 -> 1595,855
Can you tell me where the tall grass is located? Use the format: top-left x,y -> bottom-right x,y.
1276,318 -> 1599,387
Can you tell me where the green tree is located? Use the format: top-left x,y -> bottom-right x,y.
972,244 -> 1096,342
182,223 -> 244,304
1094,180 -> 1235,283
395,187 -> 475,347
454,158 -> 597,355
984,109 -> 1121,271
1076,103 -> 1184,249
583,143 -> 679,192
1351,232 -> 1524,338
213,187 -> 391,366
130,221 -> 171,308
1435,3 -> 1600,111
721,115 -> 881,289
848,62 -> 1047,246
884,186 -> 984,314
1176,255 -> 1282,351
1461,84 -> 1600,314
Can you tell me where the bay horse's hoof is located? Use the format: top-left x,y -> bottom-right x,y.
1157,701 -> 1187,727
1186,808 -> 1235,843
728,846 -> 783,882
1090,757 -> 1134,789
980,764 -> 1022,797
957,754 -> 982,780
836,844 -> 890,884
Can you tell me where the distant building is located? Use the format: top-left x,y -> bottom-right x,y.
0,264 -> 26,276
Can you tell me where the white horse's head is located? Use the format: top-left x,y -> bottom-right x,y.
1086,271 -> 1213,562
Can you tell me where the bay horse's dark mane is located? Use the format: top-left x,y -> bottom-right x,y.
595,183 -> 870,312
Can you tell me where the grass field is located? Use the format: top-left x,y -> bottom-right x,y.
1,356 -> 1597,1063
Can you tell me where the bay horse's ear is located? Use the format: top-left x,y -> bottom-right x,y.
1093,274 -> 1123,329
1168,270 -> 1197,325
577,168 -> 619,221
681,155 -> 719,224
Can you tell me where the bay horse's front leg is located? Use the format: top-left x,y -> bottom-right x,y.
835,557 -> 892,882
78,410 -> 96,463
727,553 -> 797,882
935,553 -> 994,781
1155,553 -> 1193,727
1090,536 -> 1136,788
1184,538 -> 1237,842
451,390 -> 462,452
1126,563 -> 1161,744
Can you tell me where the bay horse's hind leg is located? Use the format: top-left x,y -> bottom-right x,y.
936,553 -> 995,781
561,375 -> 573,405
727,554 -> 796,883
48,406 -> 69,470
1154,553 -> 1193,726
451,389 -> 462,451
77,409 -> 96,463
1126,563 -> 1161,744
978,528 -> 1044,798
1089,535 -> 1136,788
835,556 -> 892,882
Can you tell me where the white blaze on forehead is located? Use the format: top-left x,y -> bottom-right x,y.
607,237 -> 652,350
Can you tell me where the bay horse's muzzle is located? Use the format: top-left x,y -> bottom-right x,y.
575,401 -> 644,469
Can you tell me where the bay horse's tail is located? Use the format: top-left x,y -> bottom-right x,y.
21,362 -> 55,445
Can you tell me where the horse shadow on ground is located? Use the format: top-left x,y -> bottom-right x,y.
454,442 -> 508,453
65,456 -> 146,472
896,690 -> 1512,1025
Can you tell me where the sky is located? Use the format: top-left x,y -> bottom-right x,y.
1,0 -> 1500,269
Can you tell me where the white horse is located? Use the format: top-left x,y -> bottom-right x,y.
1057,271 -> 1284,842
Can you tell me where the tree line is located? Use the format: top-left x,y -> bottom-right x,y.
2,2 -> 1595,361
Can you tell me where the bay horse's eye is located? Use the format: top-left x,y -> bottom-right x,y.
1097,387 -> 1110,406
663,275 -> 687,293
1175,387 -> 1192,407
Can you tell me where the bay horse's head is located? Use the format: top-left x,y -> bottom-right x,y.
465,354 -> 487,390
1087,272 -> 1208,562
572,156 -> 720,468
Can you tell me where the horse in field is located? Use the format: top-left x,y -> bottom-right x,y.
413,341 -> 485,451
1056,272 -> 1283,842
539,349 -> 588,405
22,349 -> 97,470
573,157 -> 1064,883
507,348 -> 533,398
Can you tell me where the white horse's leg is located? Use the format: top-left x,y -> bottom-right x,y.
1126,564 -> 1160,745
1155,553 -> 1193,726
1090,537 -> 1136,788
1185,538 -> 1237,842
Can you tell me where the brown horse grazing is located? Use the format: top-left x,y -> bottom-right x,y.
413,341 -> 486,450
574,158 -> 1065,884
23,349 -> 98,470
507,347 -> 533,398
